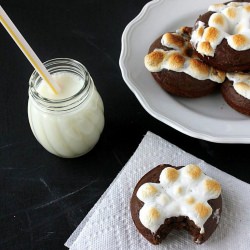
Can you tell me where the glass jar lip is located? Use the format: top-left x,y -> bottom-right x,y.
29,58 -> 90,104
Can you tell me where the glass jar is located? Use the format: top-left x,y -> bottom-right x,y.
28,58 -> 104,158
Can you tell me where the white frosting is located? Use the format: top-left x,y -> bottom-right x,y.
191,2 -> 250,56
136,164 -> 221,234
195,239 -> 202,244
226,72 -> 250,99
212,208 -> 221,224
144,29 -> 225,83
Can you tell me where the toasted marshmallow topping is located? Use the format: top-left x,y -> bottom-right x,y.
144,27 -> 225,83
194,202 -> 212,219
137,183 -> 158,200
226,72 -> 250,99
136,164 -> 222,234
191,2 -> 250,56
186,196 -> 196,205
184,164 -> 202,180
203,179 -> 221,198
160,167 -> 179,183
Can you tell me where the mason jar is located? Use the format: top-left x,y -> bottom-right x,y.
28,58 -> 104,158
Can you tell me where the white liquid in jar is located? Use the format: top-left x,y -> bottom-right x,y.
28,71 -> 104,158
37,72 -> 83,99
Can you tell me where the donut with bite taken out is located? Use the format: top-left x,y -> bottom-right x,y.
130,164 -> 222,245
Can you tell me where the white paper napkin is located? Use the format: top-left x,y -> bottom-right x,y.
65,131 -> 250,250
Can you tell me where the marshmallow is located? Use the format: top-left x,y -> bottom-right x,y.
194,202 -> 212,219
144,49 -> 166,72
160,167 -> 179,184
203,178 -> 222,199
226,72 -> 250,99
184,164 -> 202,180
137,183 -> 159,201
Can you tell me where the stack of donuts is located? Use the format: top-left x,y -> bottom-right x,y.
144,0 -> 250,116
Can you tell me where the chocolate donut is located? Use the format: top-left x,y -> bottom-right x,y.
144,27 -> 225,98
130,164 -> 222,245
191,1 -> 250,72
221,72 -> 250,115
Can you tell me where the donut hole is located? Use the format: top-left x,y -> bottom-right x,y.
233,19 -> 250,34
208,12 -> 241,36
208,4 -> 250,41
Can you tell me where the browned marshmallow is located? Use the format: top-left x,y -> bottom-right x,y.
144,28 -> 225,83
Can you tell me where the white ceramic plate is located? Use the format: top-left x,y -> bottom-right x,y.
119,0 -> 250,144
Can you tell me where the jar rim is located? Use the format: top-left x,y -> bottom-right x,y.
29,58 -> 93,113
29,58 -> 91,104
